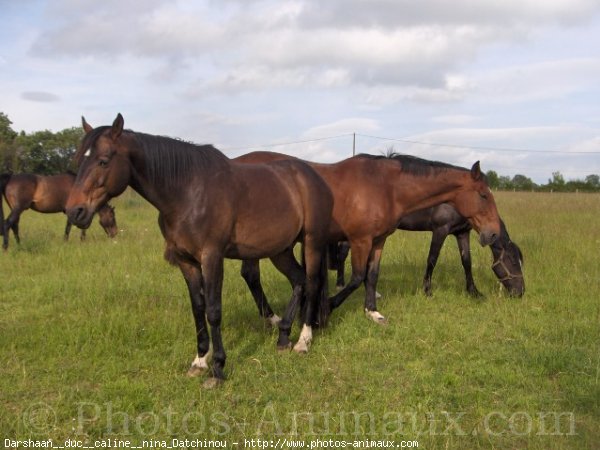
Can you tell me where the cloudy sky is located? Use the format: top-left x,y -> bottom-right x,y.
1,0 -> 599,182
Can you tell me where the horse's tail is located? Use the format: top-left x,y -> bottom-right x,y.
0,173 -> 11,235
315,244 -> 331,328
327,242 -> 339,270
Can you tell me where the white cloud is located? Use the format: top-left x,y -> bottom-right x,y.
303,118 -> 380,138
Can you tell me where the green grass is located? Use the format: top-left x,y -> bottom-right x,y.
1,191 -> 599,449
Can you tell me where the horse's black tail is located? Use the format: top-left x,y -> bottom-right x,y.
299,244 -> 330,328
315,245 -> 331,328
327,242 -> 339,270
0,173 -> 11,240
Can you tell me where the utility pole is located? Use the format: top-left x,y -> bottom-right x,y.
352,132 -> 356,156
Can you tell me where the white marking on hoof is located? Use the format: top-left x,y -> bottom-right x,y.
187,353 -> 210,377
375,291 -> 382,299
293,324 -> 312,353
365,309 -> 387,324
267,314 -> 282,327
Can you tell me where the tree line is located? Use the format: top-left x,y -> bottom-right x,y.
1,112 -> 599,192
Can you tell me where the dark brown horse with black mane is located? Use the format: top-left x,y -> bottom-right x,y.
65,114 -> 333,388
235,151 -> 502,324
333,203 -> 524,297
1,172 -> 117,250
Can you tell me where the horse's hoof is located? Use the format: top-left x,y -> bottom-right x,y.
293,342 -> 309,354
202,377 -> 223,389
365,309 -> 388,325
186,365 -> 207,378
277,342 -> 292,352
266,314 -> 282,327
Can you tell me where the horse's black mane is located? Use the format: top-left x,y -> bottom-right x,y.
75,127 -> 229,189
356,152 -> 468,177
134,132 -> 228,188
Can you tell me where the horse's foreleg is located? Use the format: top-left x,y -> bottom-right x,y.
455,231 -> 482,297
329,238 -> 371,311
200,251 -> 226,388
178,260 -> 210,379
423,229 -> 446,296
240,259 -> 279,326
363,238 -> 386,324
269,249 -> 305,351
64,220 -> 72,241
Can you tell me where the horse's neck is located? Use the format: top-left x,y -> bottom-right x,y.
396,170 -> 466,216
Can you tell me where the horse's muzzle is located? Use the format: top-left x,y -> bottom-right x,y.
66,205 -> 94,229
479,230 -> 498,247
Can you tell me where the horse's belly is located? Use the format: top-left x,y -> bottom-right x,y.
226,211 -> 302,259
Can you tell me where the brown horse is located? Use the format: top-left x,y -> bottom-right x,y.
333,204 -> 524,297
1,172 -> 117,250
65,114 -> 333,387
235,151 -> 502,324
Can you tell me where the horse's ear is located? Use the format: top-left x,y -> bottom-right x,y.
111,113 -> 124,140
82,116 -> 93,133
470,161 -> 482,181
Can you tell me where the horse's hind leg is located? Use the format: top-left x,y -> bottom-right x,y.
11,216 -> 21,244
363,238 -> 387,324
335,242 -> 351,289
240,259 -> 280,326
455,231 -> 482,297
3,208 -> 23,249
269,249 -> 305,351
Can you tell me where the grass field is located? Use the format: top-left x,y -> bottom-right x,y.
1,191 -> 599,449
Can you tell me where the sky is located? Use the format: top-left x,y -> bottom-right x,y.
1,0 -> 600,183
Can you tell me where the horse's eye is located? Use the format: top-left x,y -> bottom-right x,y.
99,159 -> 109,167
479,192 -> 488,200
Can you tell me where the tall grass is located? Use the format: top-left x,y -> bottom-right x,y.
1,191 -> 598,448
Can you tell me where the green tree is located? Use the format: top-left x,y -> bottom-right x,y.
497,175 -> 514,190
585,174 -> 600,189
547,171 -> 566,192
14,127 -> 83,174
512,174 -> 536,191
486,170 -> 499,189
0,112 -> 18,171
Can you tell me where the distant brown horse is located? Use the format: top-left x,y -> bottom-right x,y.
1,172 -> 118,250
65,114 -> 333,387
235,151 -> 502,324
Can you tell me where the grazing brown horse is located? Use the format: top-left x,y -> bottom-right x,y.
65,114 -> 333,387
235,151 -> 502,324
333,204 -> 525,297
1,172 -> 118,250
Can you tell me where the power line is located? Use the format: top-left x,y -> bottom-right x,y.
220,131 -> 600,156
222,133 -> 354,152
356,133 -> 600,155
